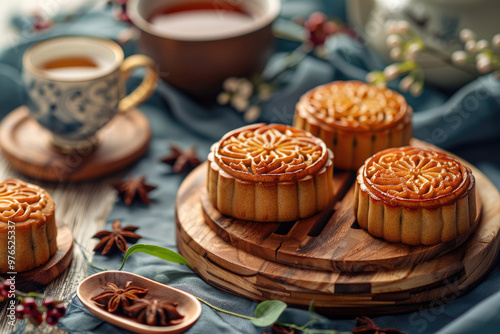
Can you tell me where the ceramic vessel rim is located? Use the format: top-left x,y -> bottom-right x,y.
77,270 -> 202,334
127,0 -> 281,42
23,36 -> 124,83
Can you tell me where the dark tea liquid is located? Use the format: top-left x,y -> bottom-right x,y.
148,2 -> 255,38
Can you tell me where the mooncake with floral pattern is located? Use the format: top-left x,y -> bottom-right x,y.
0,179 -> 57,273
207,123 -> 334,222
294,81 -> 412,170
354,147 -> 476,245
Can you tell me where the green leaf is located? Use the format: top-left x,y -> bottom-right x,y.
250,300 -> 287,327
308,300 -> 315,314
119,244 -> 191,270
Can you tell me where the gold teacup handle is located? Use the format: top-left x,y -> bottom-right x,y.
118,54 -> 159,113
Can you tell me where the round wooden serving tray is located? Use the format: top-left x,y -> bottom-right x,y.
1,225 -> 73,291
175,140 -> 500,315
0,106 -> 150,182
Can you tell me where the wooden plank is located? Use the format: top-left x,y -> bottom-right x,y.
200,160 -> 480,272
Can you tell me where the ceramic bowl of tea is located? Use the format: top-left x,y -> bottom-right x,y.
127,0 -> 280,98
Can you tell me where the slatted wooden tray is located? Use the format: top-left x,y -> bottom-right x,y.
175,140 -> 500,314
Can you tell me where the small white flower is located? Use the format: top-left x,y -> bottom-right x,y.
386,34 -> 402,48
231,95 -> 249,111
244,105 -> 261,123
116,27 -> 139,45
476,57 -> 492,73
406,43 -> 423,60
395,21 -> 410,36
459,29 -> 476,43
399,76 -> 414,92
465,40 -> 477,54
383,64 -> 401,81
390,47 -> 402,61
492,34 -> 500,49
315,45 -> 328,59
223,77 -> 240,92
238,79 -> 253,98
476,52 -> 490,63
217,92 -> 230,105
258,84 -> 272,101
366,72 -> 378,83
410,82 -> 423,96
475,39 -> 489,52
385,20 -> 397,35
451,50 -> 468,65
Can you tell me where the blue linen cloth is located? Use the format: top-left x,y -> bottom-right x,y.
1,1 -> 500,333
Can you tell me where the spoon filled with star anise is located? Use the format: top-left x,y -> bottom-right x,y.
77,271 -> 201,334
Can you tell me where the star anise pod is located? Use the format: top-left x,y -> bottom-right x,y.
125,298 -> 184,326
160,144 -> 202,173
93,220 -> 142,255
91,281 -> 148,314
352,316 -> 404,334
113,175 -> 157,206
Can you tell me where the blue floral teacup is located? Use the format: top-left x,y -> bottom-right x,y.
22,36 -> 158,152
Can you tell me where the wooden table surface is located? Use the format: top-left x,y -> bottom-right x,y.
0,153 -> 118,333
0,1 -> 110,331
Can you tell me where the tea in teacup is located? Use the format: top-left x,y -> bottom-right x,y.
22,36 -> 158,152
40,56 -> 104,80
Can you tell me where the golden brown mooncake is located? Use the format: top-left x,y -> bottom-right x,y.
294,80 -> 412,170
353,147 -> 476,245
207,123 -> 334,222
0,179 -> 57,273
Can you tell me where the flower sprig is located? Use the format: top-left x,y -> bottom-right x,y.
366,20 -> 425,96
108,0 -> 140,44
217,76 -> 272,123
452,29 -> 500,78
108,0 -> 132,24
217,12 -> 349,122
0,279 -> 66,327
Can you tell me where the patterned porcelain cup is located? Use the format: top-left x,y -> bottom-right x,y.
22,36 -> 158,152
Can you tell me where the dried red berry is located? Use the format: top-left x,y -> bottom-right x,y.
45,308 -> 61,325
304,12 -> 338,46
15,305 -> 25,320
0,280 -> 12,298
30,311 -> 44,326
55,304 -> 66,317
22,297 -> 38,315
42,297 -> 55,310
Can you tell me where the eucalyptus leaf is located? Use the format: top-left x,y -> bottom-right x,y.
119,244 -> 191,270
250,300 -> 287,327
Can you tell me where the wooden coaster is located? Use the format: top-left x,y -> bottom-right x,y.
175,140 -> 500,314
0,106 -> 151,182
2,225 -> 74,291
